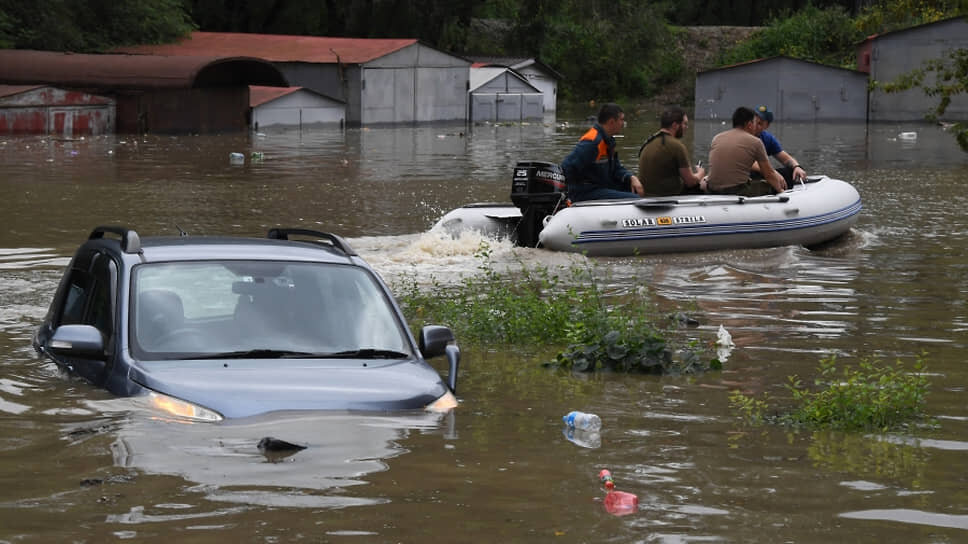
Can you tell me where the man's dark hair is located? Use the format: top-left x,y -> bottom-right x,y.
732,106 -> 755,128
660,107 -> 685,129
598,103 -> 623,124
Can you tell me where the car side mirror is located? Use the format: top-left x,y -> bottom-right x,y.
419,325 -> 454,359
419,325 -> 460,394
48,324 -> 106,360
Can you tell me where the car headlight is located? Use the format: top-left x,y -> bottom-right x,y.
147,391 -> 223,422
425,391 -> 458,413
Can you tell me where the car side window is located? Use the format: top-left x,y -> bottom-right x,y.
58,271 -> 92,326
58,278 -> 91,325
88,255 -> 116,336
56,252 -> 116,337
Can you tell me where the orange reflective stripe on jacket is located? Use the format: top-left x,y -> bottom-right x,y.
579,127 -> 610,163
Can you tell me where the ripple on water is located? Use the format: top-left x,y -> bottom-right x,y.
105,504 -> 250,525
0,247 -> 68,270
840,480 -> 888,491
840,509 -> 968,530
878,435 -> 968,451
204,490 -> 389,509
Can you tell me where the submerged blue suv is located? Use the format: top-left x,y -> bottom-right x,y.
33,226 -> 460,420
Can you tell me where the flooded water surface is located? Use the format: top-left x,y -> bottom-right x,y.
2,115 -> 967,543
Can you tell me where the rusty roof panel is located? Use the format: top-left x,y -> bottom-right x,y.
0,85 -> 44,98
0,50 -> 288,89
249,86 -> 302,107
0,85 -> 113,106
117,32 -> 417,64
249,85 -> 343,107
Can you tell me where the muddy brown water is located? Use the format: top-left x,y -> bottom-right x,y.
2,116 -> 967,543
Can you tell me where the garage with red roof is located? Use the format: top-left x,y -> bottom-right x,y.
0,49 -> 288,133
117,32 -> 470,126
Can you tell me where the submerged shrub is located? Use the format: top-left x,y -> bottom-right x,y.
730,354 -> 930,431
395,242 -> 594,345
394,241 -> 720,374
548,304 -> 721,375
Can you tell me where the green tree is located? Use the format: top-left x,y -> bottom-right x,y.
853,0 -> 967,34
719,5 -> 862,68
0,0 -> 194,51
188,0 -> 329,35
187,0 -> 479,43
664,0 -> 876,26
505,0 -> 676,101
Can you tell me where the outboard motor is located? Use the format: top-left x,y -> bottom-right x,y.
510,161 -> 567,247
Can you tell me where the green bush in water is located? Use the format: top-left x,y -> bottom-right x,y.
730,354 -> 930,431
394,241 -> 721,375
548,307 -> 721,375
395,242 -> 590,346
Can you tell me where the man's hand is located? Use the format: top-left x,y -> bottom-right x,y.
771,171 -> 787,192
629,175 -> 644,197
792,165 -> 806,182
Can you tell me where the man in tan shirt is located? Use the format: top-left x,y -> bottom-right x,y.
706,107 -> 786,196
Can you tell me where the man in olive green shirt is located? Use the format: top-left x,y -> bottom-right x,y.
637,107 -> 705,197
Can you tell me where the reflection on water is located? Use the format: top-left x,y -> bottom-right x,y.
93,403 -> 448,508
807,430 -> 929,485
840,509 -> 968,530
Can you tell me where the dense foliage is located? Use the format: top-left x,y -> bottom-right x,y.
719,5 -> 862,67
853,0 -> 967,34
719,0 -> 967,69
730,354 -> 930,431
665,0 -> 876,26
0,0 -> 194,51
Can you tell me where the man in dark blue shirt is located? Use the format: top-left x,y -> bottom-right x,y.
751,105 -> 807,185
560,103 -> 644,202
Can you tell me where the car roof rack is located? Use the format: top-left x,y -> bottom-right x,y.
88,226 -> 141,254
266,228 -> 357,256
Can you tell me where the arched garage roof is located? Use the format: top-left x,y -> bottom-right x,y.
0,49 -> 288,90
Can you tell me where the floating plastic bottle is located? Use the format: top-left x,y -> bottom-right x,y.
563,411 -> 601,432
598,469 -> 639,516
229,152 -> 245,165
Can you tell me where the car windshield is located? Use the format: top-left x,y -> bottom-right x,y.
130,260 -> 413,359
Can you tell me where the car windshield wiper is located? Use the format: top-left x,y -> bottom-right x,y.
191,349 -> 323,360
319,348 -> 411,359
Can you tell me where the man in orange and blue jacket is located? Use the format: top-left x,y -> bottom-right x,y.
561,103 -> 644,202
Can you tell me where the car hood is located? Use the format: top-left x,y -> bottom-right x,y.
128,358 -> 450,418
